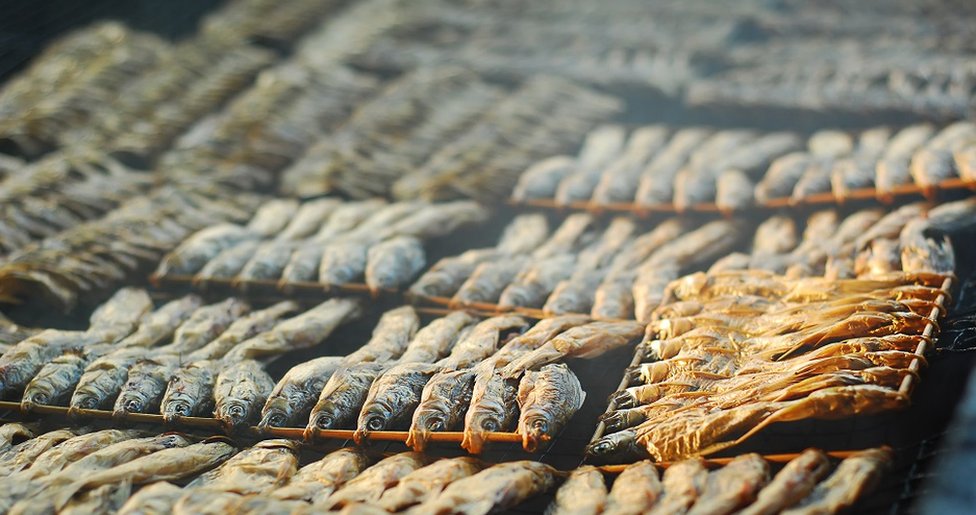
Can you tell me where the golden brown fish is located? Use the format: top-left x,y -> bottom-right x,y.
737,449 -> 831,515
415,460 -> 560,515
517,363 -> 586,452
378,457 -> 483,511
686,453 -> 769,515
781,448 -> 891,515
213,360 -> 275,432
341,305 -> 419,365
603,461 -> 662,515
546,465 -> 607,515
323,452 -> 430,510
272,447 -> 370,504
186,439 -> 299,495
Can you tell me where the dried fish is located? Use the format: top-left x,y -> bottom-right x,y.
246,199 -> 300,238
499,254 -> 576,309
272,447 -> 369,504
462,361 -> 521,454
592,126 -> 670,204
715,169 -> 753,212
647,458 -> 708,515
117,295 -> 203,348
504,320 -> 641,375
53,440 -> 237,510
235,242 -> 299,286
324,452 -> 430,509
69,347 -> 149,412
532,213 -> 595,259
213,360 -> 275,432
355,362 -> 439,441
378,457 -> 483,511
155,224 -> 256,276
0,424 -> 35,455
417,460 -> 560,515
21,349 -> 99,410
438,315 -> 528,370
512,156 -> 576,201
187,301 -> 299,362
306,362 -> 387,434
517,363 -> 586,452
496,214 -> 551,255
117,481 -> 183,515
407,368 -> 477,452
543,273 -> 605,315
399,311 -> 478,364
755,152 -> 810,203
318,239 -> 371,286
875,124 -> 935,199
224,298 -> 361,361
277,198 -> 341,241
409,248 -> 500,298
782,448 -> 890,515
546,465 -> 607,515
452,256 -> 531,306
153,298 -> 250,356
259,356 -> 343,429
113,355 -> 180,417
0,429 -> 79,476
365,236 -> 426,292
603,461 -> 662,515
738,449 -> 830,515
687,453 -> 769,515
87,288 -> 155,343
556,125 -> 627,204
342,305 -> 419,365
22,429 -> 143,480
160,360 -> 217,422
186,439 -> 299,495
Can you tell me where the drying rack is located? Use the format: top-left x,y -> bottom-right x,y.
409,294 -> 590,322
586,274 -> 953,462
512,177 -> 976,217
150,274 -> 399,302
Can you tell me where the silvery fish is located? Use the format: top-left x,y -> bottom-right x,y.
415,460 -> 560,515
306,363 -> 387,435
21,349 -> 101,411
341,305 -> 418,365
318,239 -> 371,286
0,429 -> 79,476
69,347 -> 149,413
512,156 -> 577,201
185,439 -> 299,495
236,242 -> 299,286
194,240 -> 262,283
437,315 -> 529,370
546,465 -> 607,515
213,360 -> 275,432
116,295 -> 203,348
498,254 -> 576,309
186,301 -> 300,362
452,257 -> 531,306
355,362 -> 440,442
86,288 -> 154,344
532,213 -> 595,259
495,214 -> 551,256
116,481 -> 183,515
259,356 -> 344,430
271,447 -> 370,504
246,199 -> 301,238
409,248 -> 500,298
365,236 -> 426,293
323,452 -> 430,510
517,364 -> 586,452
461,361 -> 521,454
153,298 -> 250,356
277,198 -> 341,240
224,298 -> 361,362
407,368 -> 478,452
378,457 -> 483,511
112,355 -> 181,418
155,224 -> 256,276
160,360 -> 218,422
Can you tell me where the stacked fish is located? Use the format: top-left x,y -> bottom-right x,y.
0,289 -> 364,432
154,198 -> 488,294
0,427 -> 565,515
549,449 -> 891,515
198,0 -> 348,47
511,121 -> 976,211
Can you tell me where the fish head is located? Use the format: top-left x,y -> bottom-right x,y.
21,382 -> 55,410
307,400 -> 347,434
216,401 -> 255,431
585,429 -> 639,463
113,392 -> 147,419
258,403 -> 291,431
162,397 -> 193,421
69,390 -> 103,411
155,433 -> 193,448
519,409 -> 555,452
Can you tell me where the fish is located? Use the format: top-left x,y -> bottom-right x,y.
236,242 -> 299,286
194,240 -> 262,282
355,362 -> 440,442
116,481 -> 183,515
186,301 -> 300,362
53,440 -> 238,510
543,273 -> 605,315
875,124 -> 935,199
716,169 -> 754,212
910,148 -> 957,195
153,298 -> 250,356
585,429 -> 651,464
318,239 -> 371,286
673,167 -> 718,211
259,356 -> 344,430
854,203 -> 927,253
438,315 -> 529,370
271,447 -> 370,504
160,360 -> 217,422
899,218 -> 955,275
955,145 -> 976,181
213,360 -> 275,432
592,126 -> 670,204
754,152 -> 810,203
378,457 -> 484,511
56,483 -> 131,515
365,236 -> 426,292
546,465 -> 607,515
452,256 -> 531,306
2,331 -> 104,398
324,452 -> 430,510
555,125 -> 628,204
306,362 -> 387,435
112,356 -> 180,417
0,424 -> 36,455
512,156 -> 577,201
186,439 -> 299,495
686,453 -> 769,515
0,429 -> 80,476
636,128 -> 713,205
409,248 -> 500,298
54,433 -> 192,478
415,460 -> 560,515
407,368 -> 478,452
86,288 -> 155,343
277,198 -> 341,240
503,320 -> 642,376
517,363 -> 586,452
647,458 -> 708,515
245,199 -> 301,238
603,461 -> 662,515
498,254 -> 576,309
223,298 -> 361,362
154,224 -> 256,276
532,213 -> 595,259
398,311 -> 479,364
341,305 -> 419,365
171,489 -> 241,515
782,448 -> 891,515
69,347 -> 149,413
462,361 -> 522,454
381,201 -> 488,241
234,496 -> 309,515
592,274 -> 637,319
495,214 -> 551,255
279,242 -> 329,284
20,429 -> 143,480
21,349 -> 101,410
117,295 -> 204,348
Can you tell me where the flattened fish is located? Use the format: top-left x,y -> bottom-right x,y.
306,362 -> 387,435
22,349 -> 98,410
186,439 -> 299,495
187,301 -> 300,362
318,239 -> 371,286
648,458 -> 708,515
272,447 -> 369,504
416,460 -> 560,515
195,240 -> 262,282
259,356 -> 344,429
462,361 -> 521,454
277,198 -> 341,240
224,298 -> 361,361
53,440 -> 237,510
409,248 -> 500,298
452,256 -> 531,306
86,288 -> 154,344
153,298 -> 250,355
0,423 -> 35,455
407,369 -> 478,452
342,305 -> 419,365
686,453 -> 769,515
117,482 -> 183,515
532,213 -> 595,259
23,429 -> 143,479
324,452 -> 430,510
498,254 -> 576,309
398,312 -> 478,364
517,363 -> 586,452
496,214 -> 551,255
543,273 -> 605,316
378,457 -> 483,511
603,461 -> 662,515
235,242 -> 298,286
117,295 -> 203,348
160,360 -> 217,422
512,156 -> 576,201
213,360 -> 275,432
113,355 -> 180,417
155,224 -> 255,276
355,362 -> 440,442
69,347 -> 149,413
246,199 -> 301,237
782,448 -> 890,515
0,429 -> 79,476
546,465 -> 607,515
503,320 -> 641,376
437,315 -> 528,370
365,236 -> 426,292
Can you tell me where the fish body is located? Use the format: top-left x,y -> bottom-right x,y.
160,360 -> 217,422
21,349 -> 95,410
407,368 -> 478,451
462,362 -> 521,454
224,298 -> 362,361
195,240 -> 262,282
23,429 -> 143,480
116,481 -> 183,515
186,439 -> 299,495
438,315 -> 529,370
781,448 -> 891,515
409,248 -> 499,298
117,295 -> 203,348
153,298 -> 250,356
0,330 -> 98,396
186,301 -> 300,362
213,360 -> 275,432
155,224 -> 255,276
0,424 -> 36,455
69,347 -> 149,412
512,156 -> 576,201
504,320 -> 641,375
546,465 -> 607,515
236,242 -> 298,285
306,362 -> 387,435
495,214 -> 551,256
378,457 -> 483,511
113,356 -> 180,417
452,257 -> 531,306
498,254 -> 576,309
687,453 -> 769,515
398,311 -> 478,364
259,356 -> 344,429
517,363 -> 586,452
417,460 -> 560,515
0,429 -> 79,476
365,236 -> 426,292
272,447 -> 369,504
246,199 -> 301,237
86,288 -> 154,343
648,458 -> 708,515
277,198 -> 341,240
324,452 -> 430,510
603,461 -> 662,515
318,239 -> 370,286
341,305 -> 419,365
356,362 -> 440,442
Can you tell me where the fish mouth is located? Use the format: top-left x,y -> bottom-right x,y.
72,396 -> 100,411
163,400 -> 191,421
217,403 -> 250,430
21,392 -> 49,410
123,398 -> 144,414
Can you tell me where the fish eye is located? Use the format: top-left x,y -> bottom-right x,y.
481,419 -> 500,432
30,393 -> 48,404
591,441 -> 613,455
366,417 -> 385,431
124,399 -> 142,412
531,419 -> 549,434
426,416 -> 445,431
77,397 -> 98,409
315,415 -> 333,430
228,405 -> 246,418
266,413 -> 285,427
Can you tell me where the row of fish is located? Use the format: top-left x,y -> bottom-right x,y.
512,121 -> 976,210
587,268 -> 944,463
154,198 -> 488,293
0,424 -> 892,515
0,425 -> 566,514
0,289 -> 364,432
550,448 -> 891,515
